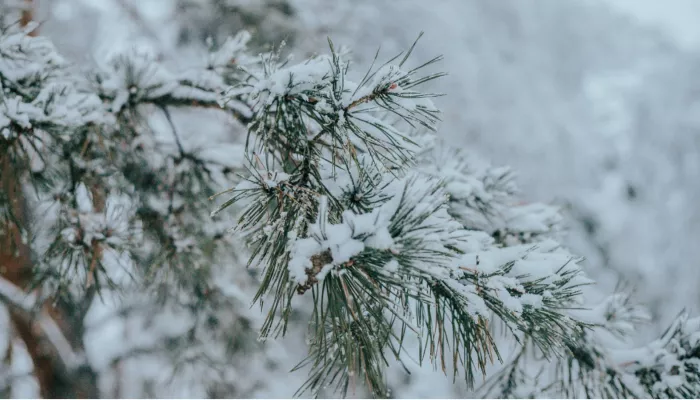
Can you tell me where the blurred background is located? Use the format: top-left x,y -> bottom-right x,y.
5,0 -> 700,397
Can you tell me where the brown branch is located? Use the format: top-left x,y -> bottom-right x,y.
344,83 -> 396,112
0,150 -> 46,396
296,249 -> 333,295
85,184 -> 105,290
4,190 -> 100,398
10,308 -> 98,398
1,153 -> 100,398
3,7 -> 63,395
19,0 -> 38,37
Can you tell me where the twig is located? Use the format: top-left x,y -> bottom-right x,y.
19,0 -> 38,37
37,311 -> 86,369
160,105 -> 186,157
0,276 -> 86,370
0,275 -> 37,311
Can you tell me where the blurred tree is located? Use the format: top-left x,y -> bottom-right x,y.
174,0 -> 297,49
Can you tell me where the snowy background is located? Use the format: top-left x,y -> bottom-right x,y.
14,0 -> 700,397
602,0 -> 700,50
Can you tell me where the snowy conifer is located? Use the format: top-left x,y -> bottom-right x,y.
212,33 -> 700,398
0,5 -> 698,399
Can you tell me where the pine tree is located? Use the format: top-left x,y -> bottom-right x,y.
0,9 -> 698,399
174,0 -> 297,49
0,15 -> 272,397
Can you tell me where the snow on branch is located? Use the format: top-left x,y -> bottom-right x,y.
0,276 -> 85,370
211,35 -> 609,397
221,33 -> 442,172
0,276 -> 37,312
94,33 -> 255,121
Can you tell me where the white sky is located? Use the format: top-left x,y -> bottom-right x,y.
600,0 -> 700,50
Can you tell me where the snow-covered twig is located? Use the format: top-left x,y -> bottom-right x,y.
0,276 -> 86,370
0,276 -> 37,312
36,313 -> 86,369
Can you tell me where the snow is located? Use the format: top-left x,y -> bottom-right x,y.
75,183 -> 94,214
3,0 -> 700,398
288,237 -> 321,283
383,259 -> 399,274
287,193 -> 400,283
363,226 -> 394,250
250,55 -> 333,104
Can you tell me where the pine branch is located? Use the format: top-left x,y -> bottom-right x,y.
211,36 -> 602,398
